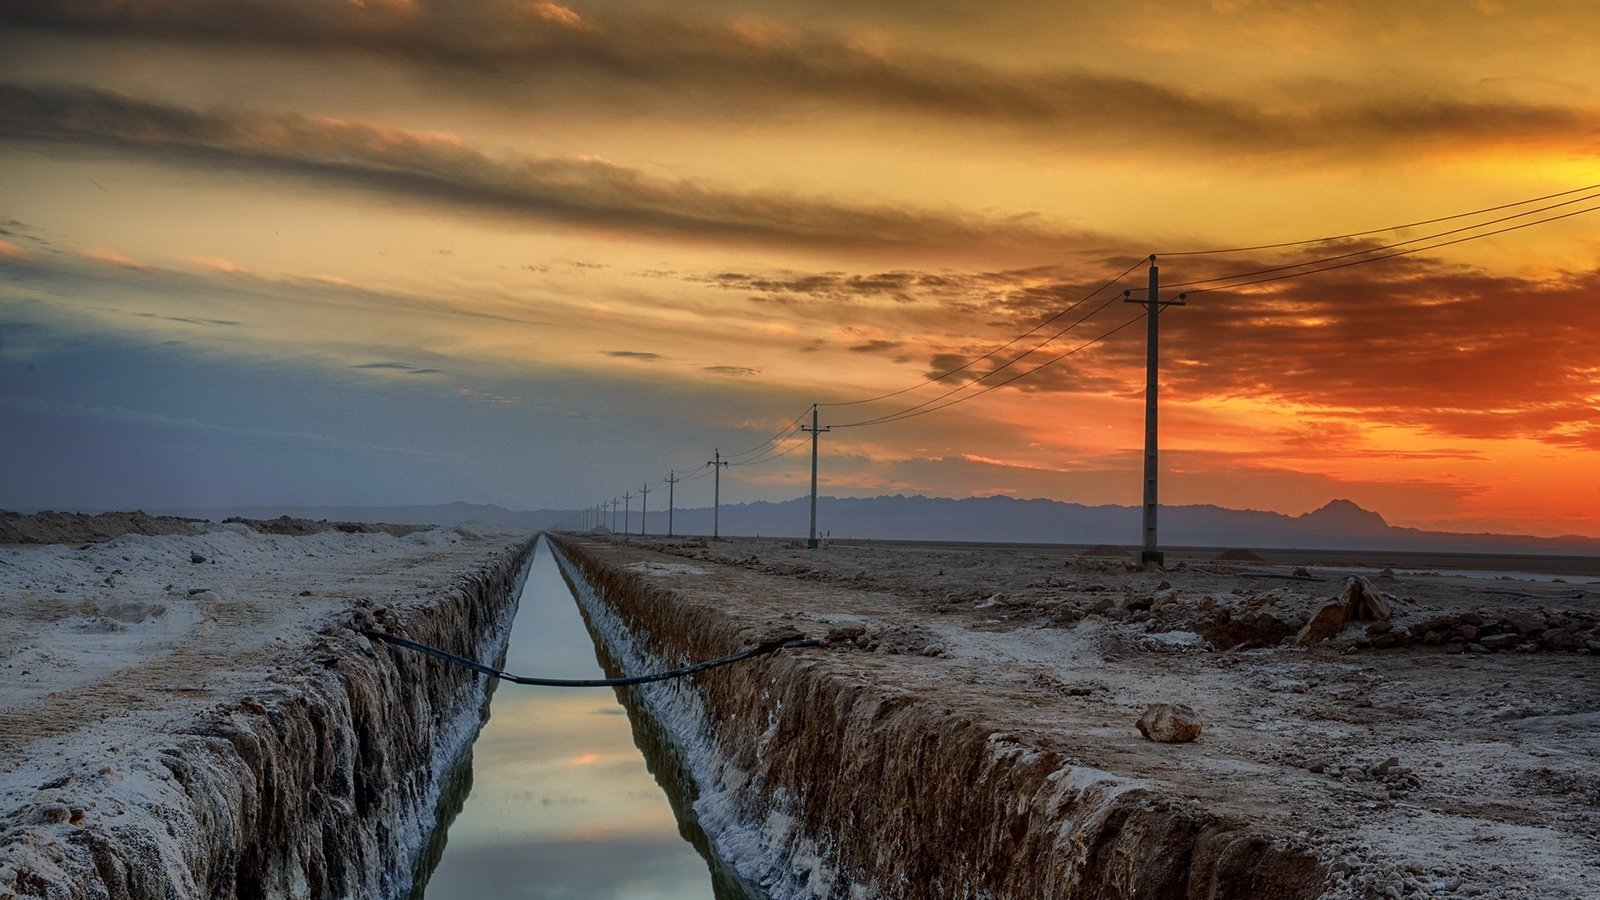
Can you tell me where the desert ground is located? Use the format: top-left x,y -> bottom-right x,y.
601,533 -> 1599,899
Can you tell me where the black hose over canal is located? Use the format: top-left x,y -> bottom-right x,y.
364,629 -> 821,687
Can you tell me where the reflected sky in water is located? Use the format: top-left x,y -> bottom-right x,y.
423,541 -> 716,899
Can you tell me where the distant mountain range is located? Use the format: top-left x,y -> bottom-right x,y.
118,496 -> 1600,556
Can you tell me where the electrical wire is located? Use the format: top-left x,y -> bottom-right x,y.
729,430 -> 812,466
1183,201 -> 1600,296
1166,190 -> 1600,290
1160,181 -> 1600,257
720,406 -> 814,460
817,256 -> 1149,408
825,289 -> 1131,428
832,311 -> 1148,429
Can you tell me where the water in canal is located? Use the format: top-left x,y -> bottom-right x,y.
414,538 -> 751,899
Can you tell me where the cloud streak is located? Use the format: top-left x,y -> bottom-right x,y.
7,2 -> 1600,157
0,82 -> 1088,258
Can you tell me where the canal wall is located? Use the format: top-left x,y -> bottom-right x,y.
549,535 -> 1327,899
1,535 -> 535,899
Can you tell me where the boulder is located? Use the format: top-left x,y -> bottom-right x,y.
1341,576 -> 1393,622
1297,600 -> 1349,646
1137,703 -> 1203,743
1501,610 -> 1549,635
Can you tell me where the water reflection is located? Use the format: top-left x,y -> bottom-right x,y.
418,539 -> 742,900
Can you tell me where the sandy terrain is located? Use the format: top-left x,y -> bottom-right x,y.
0,519 -> 525,895
603,535 -> 1600,899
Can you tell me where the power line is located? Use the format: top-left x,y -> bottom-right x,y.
818,256 -> 1149,408
827,290 -> 1131,428
729,430 -> 811,466
1167,190 -> 1600,291
833,311 -> 1148,429
1183,201 -> 1600,296
1161,181 -> 1600,257
721,407 -> 813,460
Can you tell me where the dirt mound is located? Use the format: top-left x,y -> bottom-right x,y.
0,510 -> 205,545
222,515 -> 429,537
1214,548 -> 1265,562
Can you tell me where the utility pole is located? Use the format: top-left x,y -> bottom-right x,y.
1123,254 -> 1185,567
623,491 -> 632,536
665,471 -> 679,537
611,497 -> 619,533
707,450 -> 730,539
801,404 -> 830,549
639,483 -> 651,535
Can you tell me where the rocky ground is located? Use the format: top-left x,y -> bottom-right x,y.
0,514 -> 529,897
601,534 -> 1599,899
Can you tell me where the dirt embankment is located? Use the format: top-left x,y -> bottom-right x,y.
0,511 -> 204,545
552,534 -> 1599,899
0,509 -> 434,545
551,535 -> 1326,899
0,529 -> 535,898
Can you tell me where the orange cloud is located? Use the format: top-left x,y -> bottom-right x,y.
0,239 -> 27,259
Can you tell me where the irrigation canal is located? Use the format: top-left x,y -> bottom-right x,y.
414,538 -> 753,899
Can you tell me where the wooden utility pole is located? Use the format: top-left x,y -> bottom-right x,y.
707,450 -> 730,539
1123,255 -> 1185,567
638,483 -> 650,535
801,404 -> 830,549
622,491 -> 632,536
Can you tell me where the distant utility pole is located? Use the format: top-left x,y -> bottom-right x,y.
638,483 -> 651,536
611,497 -> 619,533
665,471 -> 679,537
802,404 -> 830,549
707,450 -> 730,539
623,491 -> 632,536
1123,254 -> 1185,567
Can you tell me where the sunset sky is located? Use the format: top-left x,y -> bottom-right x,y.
2,1 -> 1598,537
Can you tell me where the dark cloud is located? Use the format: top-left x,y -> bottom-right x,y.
704,365 -> 760,376
850,339 -> 901,353
6,2 -> 1598,156
973,254 -> 1600,446
0,82 -> 1085,258
604,350 -> 664,361
351,361 -> 442,375
133,312 -> 243,327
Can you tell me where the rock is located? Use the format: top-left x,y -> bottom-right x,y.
1541,630 -> 1584,652
1479,633 -> 1520,651
1297,600 -> 1349,646
1377,568 -> 1396,578
1204,608 -> 1297,649
1341,576 -> 1393,621
190,551 -> 207,564
1585,639 -> 1600,655
1500,609 -> 1548,635
1454,624 -> 1480,643
1137,703 -> 1203,743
